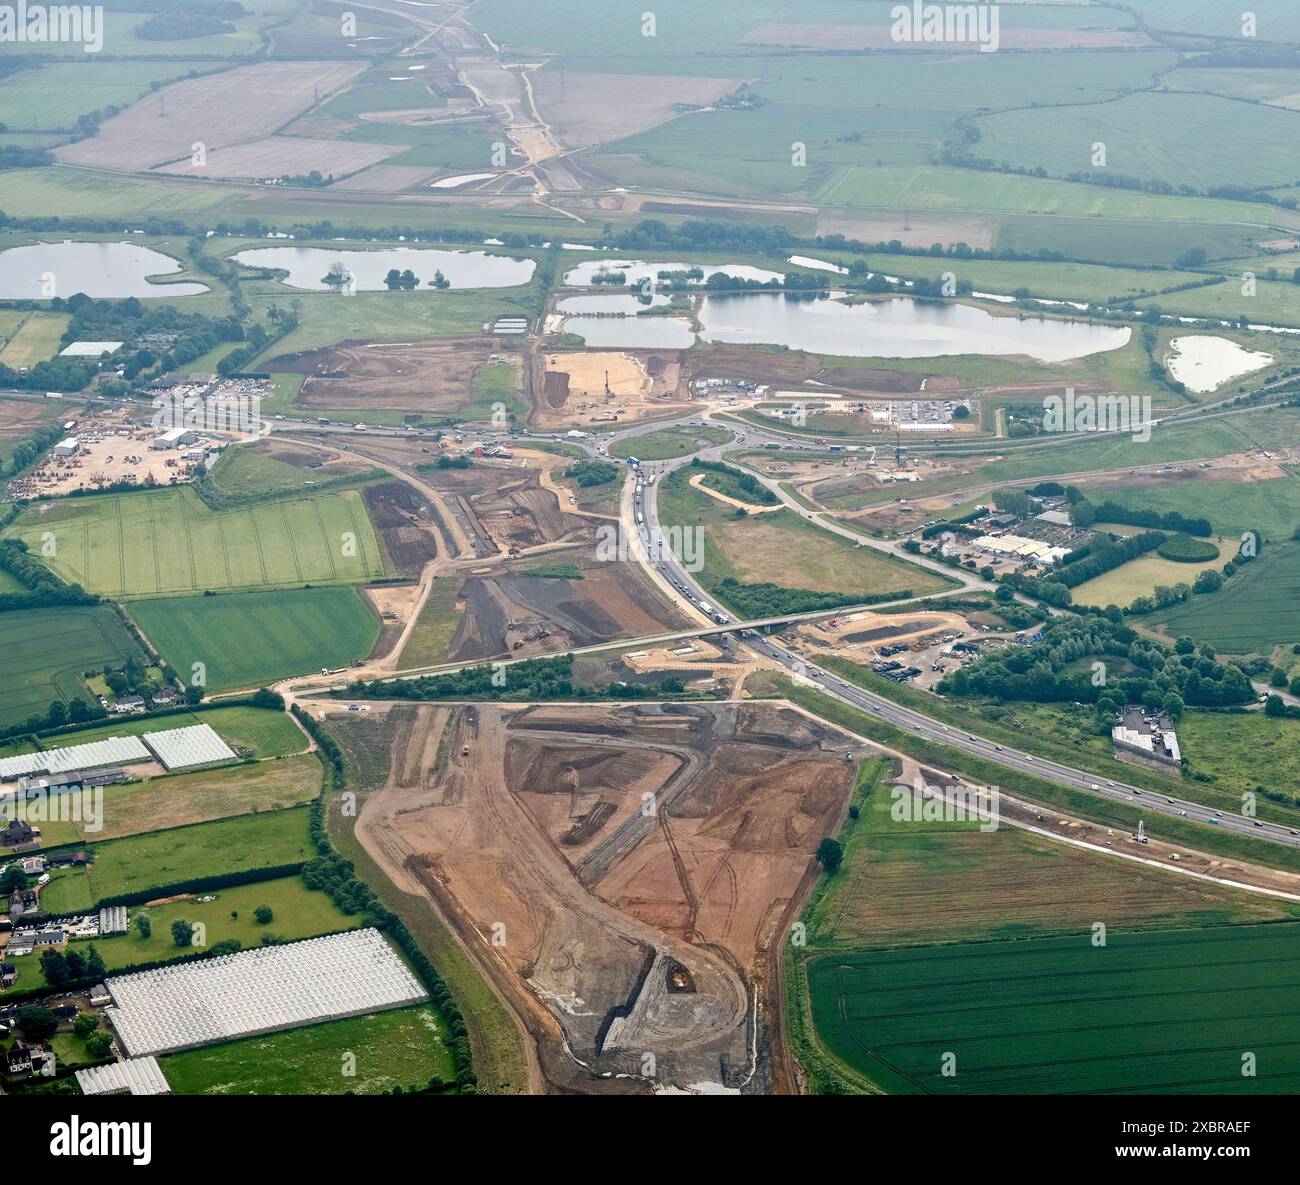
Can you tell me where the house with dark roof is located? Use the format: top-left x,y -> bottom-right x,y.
0,818 -> 40,850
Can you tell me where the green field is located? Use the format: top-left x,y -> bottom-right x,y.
976,92 -> 1300,192
7,876 -> 355,994
1144,542 -> 1300,654
657,468 -> 952,609
609,426 -> 731,461
0,312 -> 71,367
0,704 -> 302,762
38,806 -> 315,915
161,1005 -> 456,1096
817,165 -> 1285,228
129,587 -> 380,692
401,577 -> 465,669
4,486 -> 386,597
807,923 -> 1300,1094
1083,473 -> 1300,543
0,61 -> 209,131
0,605 -> 148,731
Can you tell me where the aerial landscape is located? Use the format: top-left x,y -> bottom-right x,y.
3,0 -> 1300,1142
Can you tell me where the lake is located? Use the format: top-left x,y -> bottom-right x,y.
561,316 -> 696,349
1165,335 -> 1274,393
557,294 -> 670,315
697,293 -> 1131,361
230,246 -> 535,290
0,241 -> 209,299
563,259 -> 784,288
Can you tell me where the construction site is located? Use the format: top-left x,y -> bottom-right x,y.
535,349 -> 690,431
354,702 -> 859,1093
4,413 -> 207,500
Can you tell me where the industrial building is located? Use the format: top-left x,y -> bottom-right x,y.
150,427 -> 198,450
104,929 -> 428,1057
51,437 -> 80,458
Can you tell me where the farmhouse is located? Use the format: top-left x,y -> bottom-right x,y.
0,818 -> 41,850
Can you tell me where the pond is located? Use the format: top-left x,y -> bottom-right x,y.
697,293 -> 1131,361
0,240 -> 209,299
1165,335 -> 1274,393
561,316 -> 697,349
229,245 -> 535,290
563,259 -> 784,288
556,294 -> 671,315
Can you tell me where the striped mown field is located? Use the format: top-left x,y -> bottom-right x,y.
5,486 -> 385,597
809,923 -> 1300,1094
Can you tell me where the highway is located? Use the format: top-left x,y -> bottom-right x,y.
627,437 -> 1300,852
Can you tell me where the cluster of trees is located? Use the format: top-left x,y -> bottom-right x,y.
1078,499 -> 1213,537
564,459 -> 620,487
689,458 -> 778,505
134,0 -> 244,40
39,944 -> 106,988
1,422 -> 65,479
0,145 -> 53,170
384,268 -> 421,290
14,1005 -> 112,1058
602,217 -> 796,256
0,538 -> 98,613
939,617 -> 1253,709
709,578 -> 909,620
353,655 -> 567,702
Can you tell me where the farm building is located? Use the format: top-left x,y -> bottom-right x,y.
0,736 -> 150,781
76,1057 -> 170,1097
141,723 -> 236,771
59,341 -> 124,358
51,437 -> 80,458
104,929 -> 427,1057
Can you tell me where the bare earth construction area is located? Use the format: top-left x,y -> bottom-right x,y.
356,702 -> 857,1093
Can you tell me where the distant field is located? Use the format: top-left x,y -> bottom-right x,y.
1179,712 -> 1300,798
1082,473 -> 1300,543
0,605 -> 148,731
1144,542 -> 1300,654
129,587 -> 381,692
38,806 -> 315,915
0,312 -> 70,367
976,92 -> 1300,192
244,287 -> 538,356
0,61 -> 209,132
162,1005 -> 456,1095
4,486 -> 386,597
808,922 -> 1300,1093
817,165 -> 1285,227
657,470 -> 951,606
1071,538 -> 1231,609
